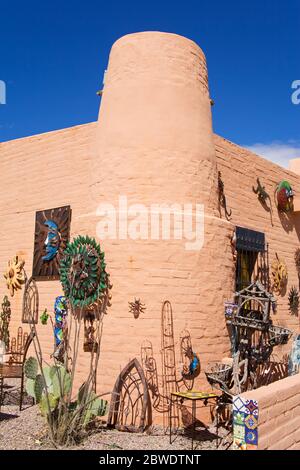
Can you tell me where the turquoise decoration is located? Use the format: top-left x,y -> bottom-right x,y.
54,296 -> 68,347
182,353 -> 200,378
42,220 -> 61,261
188,353 -> 200,376
60,235 -> 111,309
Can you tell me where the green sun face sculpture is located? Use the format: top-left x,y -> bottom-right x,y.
59,236 -> 111,309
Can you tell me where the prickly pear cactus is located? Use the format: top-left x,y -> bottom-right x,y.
24,357 -> 38,380
50,365 -> 71,398
39,393 -> 59,416
83,391 -> 108,425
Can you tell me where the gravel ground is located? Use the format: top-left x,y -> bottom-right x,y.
0,382 -> 231,450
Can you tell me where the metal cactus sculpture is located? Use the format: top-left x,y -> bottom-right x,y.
0,295 -> 11,349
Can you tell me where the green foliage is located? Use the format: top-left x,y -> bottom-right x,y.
24,358 -> 72,405
24,356 -> 38,380
39,394 -> 58,416
50,365 -> 71,397
34,374 -> 44,402
40,309 -> 49,325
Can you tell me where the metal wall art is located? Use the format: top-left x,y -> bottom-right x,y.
0,296 -> 11,349
271,254 -> 288,294
288,286 -> 299,316
275,180 -> 294,213
252,178 -> 270,204
60,235 -> 112,312
218,171 -> 232,220
32,205 -> 71,280
128,298 -> 146,318
222,281 -> 291,395
180,329 -> 200,387
83,311 -> 98,353
22,277 -> 39,324
4,255 -> 25,296
53,296 -> 68,360
107,358 -> 151,433
295,248 -> 300,282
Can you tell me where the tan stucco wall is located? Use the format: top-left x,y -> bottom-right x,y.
1,32 -> 300,425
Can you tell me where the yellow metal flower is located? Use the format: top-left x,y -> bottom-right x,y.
271,254 -> 288,294
4,256 -> 25,296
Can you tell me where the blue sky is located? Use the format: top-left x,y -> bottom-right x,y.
0,0 -> 299,166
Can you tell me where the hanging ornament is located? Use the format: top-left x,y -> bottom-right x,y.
275,180 -> 294,213
3,256 -> 25,297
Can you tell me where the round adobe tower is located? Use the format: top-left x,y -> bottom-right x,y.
89,32 -> 232,421
92,31 -> 216,208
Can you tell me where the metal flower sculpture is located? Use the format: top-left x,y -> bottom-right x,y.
271,254 -> 288,294
60,235 -> 112,312
288,286 -> 299,316
295,248 -> 300,279
4,255 -> 25,297
275,180 -> 294,213
128,298 -> 146,319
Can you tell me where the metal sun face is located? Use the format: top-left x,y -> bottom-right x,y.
42,220 -> 61,261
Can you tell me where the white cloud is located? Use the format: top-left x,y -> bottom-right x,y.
246,141 -> 300,169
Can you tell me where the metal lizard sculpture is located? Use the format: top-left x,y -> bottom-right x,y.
218,171 -> 232,220
252,178 -> 270,203
252,178 -> 273,225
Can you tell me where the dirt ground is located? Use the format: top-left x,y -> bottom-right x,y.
0,382 -> 231,450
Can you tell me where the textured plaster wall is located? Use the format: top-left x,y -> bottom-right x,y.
0,32 -> 300,426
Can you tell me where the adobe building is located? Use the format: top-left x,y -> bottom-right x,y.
1,32 -> 300,432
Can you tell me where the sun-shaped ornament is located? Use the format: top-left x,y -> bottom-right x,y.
60,235 -> 112,313
4,256 -> 25,297
271,253 -> 288,294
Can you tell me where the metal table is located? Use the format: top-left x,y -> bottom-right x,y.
169,390 -> 219,450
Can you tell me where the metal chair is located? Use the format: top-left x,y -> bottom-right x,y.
0,330 -> 35,411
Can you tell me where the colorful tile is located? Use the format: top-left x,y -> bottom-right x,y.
233,396 -> 246,413
233,410 -> 245,426
233,439 -> 247,450
245,414 -> 258,430
245,399 -> 259,416
245,444 -> 258,450
245,428 -> 258,445
233,396 -> 259,451
233,423 -> 246,440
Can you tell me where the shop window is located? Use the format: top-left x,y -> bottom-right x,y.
235,227 -> 269,292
